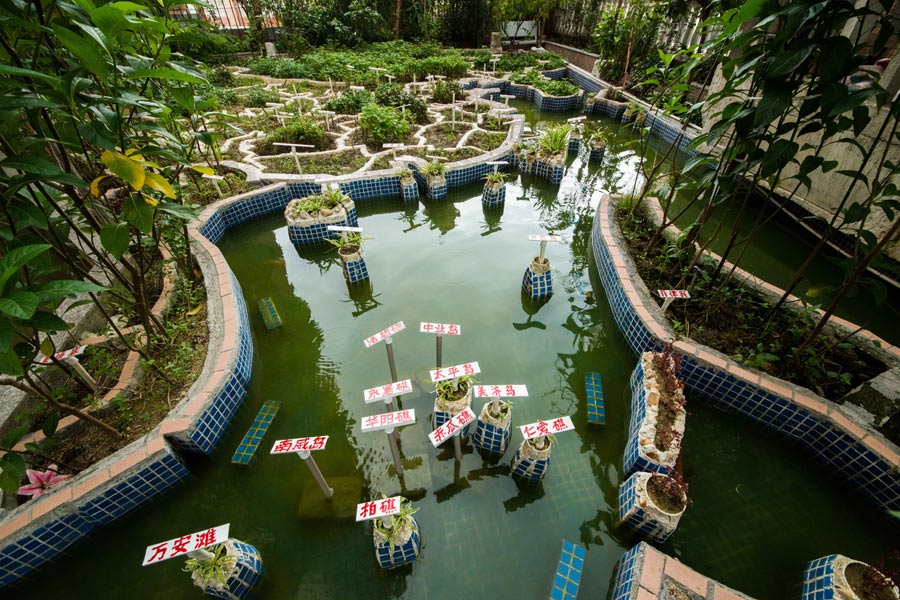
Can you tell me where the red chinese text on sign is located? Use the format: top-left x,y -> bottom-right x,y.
141,524 -> 230,566
419,322 -> 461,335
519,415 -> 575,441
474,385 -> 528,398
362,379 -> 414,404
36,345 -> 85,365
656,289 -> 690,299
428,407 -> 477,447
361,408 -> 416,433
355,495 -> 404,522
269,436 -> 329,455
362,321 -> 406,348
429,362 -> 480,383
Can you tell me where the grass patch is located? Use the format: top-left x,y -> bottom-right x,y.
258,149 -> 368,175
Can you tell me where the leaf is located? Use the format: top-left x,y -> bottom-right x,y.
42,411 -> 61,438
123,195 -> 154,234
101,149 -> 145,190
0,244 -> 52,294
0,291 -> 39,319
127,68 -> 205,85
32,280 -> 106,302
0,318 -> 11,353
760,139 -> 798,177
0,453 -> 26,492
0,155 -> 66,177
52,25 -> 108,77
143,172 -> 175,199
753,88 -> 791,129
0,349 -> 24,377
842,202 -> 868,224
817,37 -> 854,81
187,303 -> 204,316
190,165 -> 215,176
0,64 -> 58,83
40,336 -> 54,357
90,175 -> 107,198
7,199 -> 48,231
100,222 -> 131,259
766,43 -> 814,78
157,201 -> 199,221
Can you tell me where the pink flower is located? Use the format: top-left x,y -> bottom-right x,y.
17,464 -> 71,499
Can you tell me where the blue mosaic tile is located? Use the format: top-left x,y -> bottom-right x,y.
482,183 -> 506,207
401,180 -> 419,202
473,417 -> 511,455
610,544 -> 643,600
801,555 -> 840,600
342,256 -> 370,284
232,400 -> 281,465
375,519 -> 420,569
550,539 -> 586,600
510,442 -> 550,484
585,372 -> 606,424
523,265 -> 553,301
257,297 -> 282,330
616,473 -> 680,543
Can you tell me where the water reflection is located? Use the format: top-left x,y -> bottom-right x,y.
481,204 -> 504,236
344,280 -> 382,317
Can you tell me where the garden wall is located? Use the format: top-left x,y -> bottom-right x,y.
592,193 -> 900,512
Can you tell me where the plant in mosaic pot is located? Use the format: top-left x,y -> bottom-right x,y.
326,231 -> 371,263
637,348 -> 686,470
645,472 -> 688,516
847,560 -> 899,600
538,124 -> 572,167
806,555 -> 900,600
588,129 -> 608,151
434,374 -> 475,415
184,543 -> 236,590
284,189 -> 354,227
396,167 -> 415,188
483,171 -> 507,193
520,431 -> 554,461
479,398 -> 512,430
373,498 -> 421,569
421,160 -> 446,187
182,538 -> 264,600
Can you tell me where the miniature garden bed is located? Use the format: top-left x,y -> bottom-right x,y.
257,148 -> 369,175
466,130 -> 508,151
618,206 -> 887,402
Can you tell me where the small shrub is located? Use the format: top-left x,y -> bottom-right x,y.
539,124 -> 573,156
431,79 -> 463,104
242,86 -> 281,108
259,117 -> 329,153
359,103 -> 410,144
373,83 -> 428,124
324,89 -> 373,114
421,160 -> 445,177
208,66 -> 234,87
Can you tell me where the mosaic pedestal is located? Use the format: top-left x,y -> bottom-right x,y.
193,539 -> 263,600
623,353 -> 684,477
340,251 -> 369,284
510,438 -> 552,484
482,182 -> 506,207
518,157 -> 564,184
802,555 -> 899,600
522,258 -> 553,301
374,517 -> 421,569
433,385 -> 474,437
473,402 -> 512,455
425,175 -> 447,200
401,179 -> 419,203
589,144 -> 606,162
567,136 -> 580,156
615,471 -> 685,543
286,200 -> 356,247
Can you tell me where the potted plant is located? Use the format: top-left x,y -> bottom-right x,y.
420,160 -> 446,187
326,231 -> 371,263
373,498 -> 421,569
396,167 -> 415,188
804,555 -> 899,600
510,431 -> 555,483
284,189 -> 354,227
483,171 -> 507,193
645,472 -> 688,516
434,374 -> 475,416
616,470 -> 688,543
475,398 -> 513,455
538,124 -> 572,167
182,539 -> 264,599
183,543 -> 236,591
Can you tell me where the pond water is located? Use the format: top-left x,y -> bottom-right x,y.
4,106 -> 893,600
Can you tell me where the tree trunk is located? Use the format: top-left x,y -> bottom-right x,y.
394,0 -> 402,40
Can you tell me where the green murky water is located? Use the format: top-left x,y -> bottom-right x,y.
4,106 -> 893,600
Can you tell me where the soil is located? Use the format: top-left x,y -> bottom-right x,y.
647,474 -> 686,514
422,122 -> 471,148
619,210 -> 887,403
18,284 -> 209,478
846,562 -> 898,600
258,150 -> 368,175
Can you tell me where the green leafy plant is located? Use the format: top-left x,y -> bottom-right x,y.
431,79 -> 463,104
260,117 -> 329,154
359,103 -> 411,144
421,160 -> 446,178
372,498 -> 419,552
484,172 -> 507,185
182,543 -> 237,588
538,124 -> 573,156
373,83 -> 428,124
324,89 -> 373,114
321,187 -> 347,209
396,167 -> 413,180
242,86 -> 282,108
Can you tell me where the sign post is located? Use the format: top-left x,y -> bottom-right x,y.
474,384 -> 528,415
657,289 -> 690,313
272,142 -> 315,174
520,415 -> 576,447
486,160 -> 508,174
364,321 -> 406,384
428,407 -> 476,462
142,524 -> 230,567
361,407 -> 416,479
419,322 -> 460,374
529,234 -> 563,263
202,174 -> 225,198
270,436 -> 332,498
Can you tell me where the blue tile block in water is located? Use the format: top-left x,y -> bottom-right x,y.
231,400 -> 281,464
585,372 -> 606,424
257,297 -> 282,330
549,540 -> 586,599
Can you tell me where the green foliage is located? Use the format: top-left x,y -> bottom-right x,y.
484,172 -> 507,185
262,0 -> 389,50
396,167 -> 413,179
539,124 -> 573,156
592,0 -> 665,85
510,70 -> 580,96
325,231 -> 371,251
372,498 -> 419,552
431,80 -> 463,104
208,67 -> 235,88
358,103 -> 410,144
421,160 -> 446,177
170,25 -> 248,63
372,84 -> 428,124
323,89 -> 373,114
261,117 -> 329,153
242,86 -> 282,108
248,42 -> 470,85
182,543 -> 236,588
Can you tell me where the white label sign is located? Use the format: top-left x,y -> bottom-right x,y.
657,289 -> 690,299
429,362 -> 480,383
567,116 -> 587,123
419,322 -> 461,335
361,408 -> 416,433
270,436 -> 329,454
528,235 -> 563,242
356,496 -> 403,522
382,143 -> 405,148
36,346 -> 85,365
474,385 -> 528,399
363,321 -> 406,348
327,225 -> 363,233
364,379 -> 414,403
520,416 -> 575,440
142,524 -> 230,566
428,407 -> 477,447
